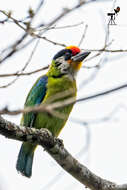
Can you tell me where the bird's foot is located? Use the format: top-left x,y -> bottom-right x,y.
55,138 -> 64,148
43,138 -> 64,151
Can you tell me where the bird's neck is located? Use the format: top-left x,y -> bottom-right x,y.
47,60 -> 63,78
47,60 -> 77,80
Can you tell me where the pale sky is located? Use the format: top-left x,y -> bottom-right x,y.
0,0 -> 127,190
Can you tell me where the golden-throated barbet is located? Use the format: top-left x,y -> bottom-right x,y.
16,45 -> 90,177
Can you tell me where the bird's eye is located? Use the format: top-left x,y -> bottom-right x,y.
65,52 -> 72,60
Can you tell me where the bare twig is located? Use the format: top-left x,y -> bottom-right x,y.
42,124 -> 91,190
82,48 -> 127,53
79,67 -> 99,90
0,37 -> 41,88
0,1 -> 98,52
0,115 -> 127,190
1,82 -> 127,116
0,77 -> 18,88
37,22 -> 84,32
0,0 -> 113,66
82,40 -> 113,67
72,104 -> 126,126
0,65 -> 49,77
78,24 -> 88,47
0,33 -> 28,64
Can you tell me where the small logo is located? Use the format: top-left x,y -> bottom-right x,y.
107,7 -> 120,25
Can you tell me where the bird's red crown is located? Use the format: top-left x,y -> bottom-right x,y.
66,46 -> 80,56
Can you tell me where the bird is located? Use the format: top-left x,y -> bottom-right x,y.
114,6 -> 120,15
16,45 -> 90,177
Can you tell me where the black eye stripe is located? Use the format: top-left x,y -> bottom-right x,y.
55,61 -> 62,67
65,52 -> 72,60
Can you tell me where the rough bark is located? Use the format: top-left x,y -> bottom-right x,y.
0,116 -> 127,190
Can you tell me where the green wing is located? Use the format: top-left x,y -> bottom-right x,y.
21,75 -> 48,127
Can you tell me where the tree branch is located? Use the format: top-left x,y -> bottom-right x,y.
0,82 -> 127,116
0,115 -> 127,190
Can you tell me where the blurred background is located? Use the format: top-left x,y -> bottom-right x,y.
0,0 -> 127,189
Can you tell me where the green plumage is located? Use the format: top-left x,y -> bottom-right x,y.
35,75 -> 76,136
16,60 -> 77,177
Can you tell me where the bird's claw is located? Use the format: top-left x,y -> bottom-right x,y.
55,138 -> 64,148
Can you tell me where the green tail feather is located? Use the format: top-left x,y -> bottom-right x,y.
16,142 -> 36,178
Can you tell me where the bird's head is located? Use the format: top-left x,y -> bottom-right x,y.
48,46 -> 90,78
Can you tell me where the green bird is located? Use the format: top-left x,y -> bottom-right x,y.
16,45 -> 90,177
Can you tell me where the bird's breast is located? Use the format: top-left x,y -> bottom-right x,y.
34,75 -> 77,136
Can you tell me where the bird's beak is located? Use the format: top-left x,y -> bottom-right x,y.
72,51 -> 91,62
